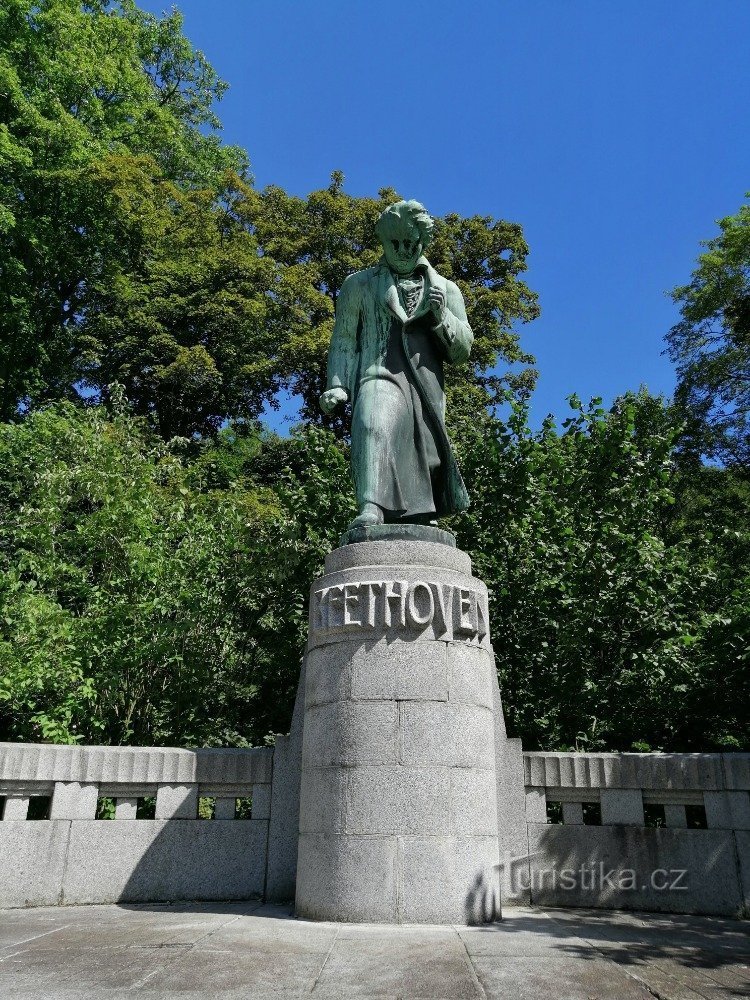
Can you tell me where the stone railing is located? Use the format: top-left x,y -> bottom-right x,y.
0,741 -> 274,820
0,743 -> 268,908
2,733 -> 748,917
522,752 -> 750,917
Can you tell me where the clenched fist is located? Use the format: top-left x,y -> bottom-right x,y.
428,285 -> 446,322
319,386 -> 349,414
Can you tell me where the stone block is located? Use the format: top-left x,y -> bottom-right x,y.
562,801 -> 584,825
214,797 -> 236,820
115,797 -> 137,820
448,642 -> 494,708
0,821 -> 71,907
452,835 -> 502,925
491,668 -> 529,906
525,788 -> 547,823
50,781 -> 98,820
155,783 -> 198,820
736,830 -> 750,910
346,766 -> 450,836
398,835 -> 500,924
251,783 -> 272,821
61,819 -> 268,904
296,833 -> 398,921
705,790 -> 750,830
265,663 -> 305,903
394,641 -> 448,701
349,638 -> 396,700
304,643 -> 351,707
399,701 -> 495,769
600,789 -> 644,826
323,539 -> 472,576
398,835 -> 499,924
3,795 -> 30,820
450,769 -> 498,836
302,700 -> 398,768
664,803 -> 687,828
526,822 -> 743,916
298,766 -> 347,835
723,753 -> 750,790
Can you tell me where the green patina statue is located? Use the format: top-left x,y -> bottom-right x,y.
320,200 -> 474,535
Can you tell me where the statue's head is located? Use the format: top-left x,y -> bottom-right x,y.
376,200 -> 434,275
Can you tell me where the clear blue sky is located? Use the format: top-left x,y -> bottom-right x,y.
140,0 -> 750,428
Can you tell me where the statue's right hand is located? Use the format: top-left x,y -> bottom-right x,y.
319,387 -> 349,414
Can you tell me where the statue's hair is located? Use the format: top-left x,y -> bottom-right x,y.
375,200 -> 434,247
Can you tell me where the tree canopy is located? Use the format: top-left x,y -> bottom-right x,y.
0,0 -> 247,420
667,197 -> 750,474
0,0 -> 747,754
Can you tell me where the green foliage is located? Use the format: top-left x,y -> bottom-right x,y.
0,0 -> 246,418
243,172 -> 540,431
0,1 -> 745,756
667,196 -> 750,473
454,390 -> 750,751
77,167 -> 280,438
0,398 -> 354,745
1,393 -> 746,752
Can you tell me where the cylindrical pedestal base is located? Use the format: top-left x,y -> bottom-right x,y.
295,540 -> 501,924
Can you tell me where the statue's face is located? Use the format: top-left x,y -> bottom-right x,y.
380,222 -> 424,275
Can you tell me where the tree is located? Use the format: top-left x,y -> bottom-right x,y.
76,171 -> 540,440
454,390 -> 749,752
1,2 -> 539,439
243,172 -> 540,433
0,0 -> 246,419
0,396 -> 355,746
667,196 -> 750,474
76,165 -> 281,438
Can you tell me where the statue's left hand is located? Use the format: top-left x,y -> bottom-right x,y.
319,386 -> 349,414
429,286 -> 446,322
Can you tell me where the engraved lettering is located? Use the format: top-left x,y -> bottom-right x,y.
327,584 -> 345,629
383,580 -> 407,628
343,582 -> 361,626
310,577 -> 487,644
455,587 -> 478,637
360,581 -> 383,627
406,580 -> 435,627
430,582 -> 453,638
476,593 -> 488,640
313,587 -> 329,629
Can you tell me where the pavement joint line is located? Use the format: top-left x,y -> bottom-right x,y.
452,924 -> 487,1000
126,906 -> 262,992
0,922 -> 73,960
540,909 -> 709,1000
628,968 -> 701,1000
308,922 -> 341,994
649,959 -> 725,1000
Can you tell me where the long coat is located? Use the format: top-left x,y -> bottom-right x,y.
326,256 -> 473,519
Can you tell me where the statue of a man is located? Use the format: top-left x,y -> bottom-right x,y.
320,200 -> 474,531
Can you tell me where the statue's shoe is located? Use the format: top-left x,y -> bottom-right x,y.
348,508 -> 383,529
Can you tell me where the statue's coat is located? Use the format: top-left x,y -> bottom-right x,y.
327,256 -> 473,519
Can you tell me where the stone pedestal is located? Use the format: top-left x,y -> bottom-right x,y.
295,539 -> 504,924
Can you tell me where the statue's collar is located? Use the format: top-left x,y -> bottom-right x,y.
379,256 -> 434,324
379,255 -> 430,280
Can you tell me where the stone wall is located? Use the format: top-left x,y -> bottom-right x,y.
522,752 -> 750,917
2,739 -> 748,917
0,740 -> 300,908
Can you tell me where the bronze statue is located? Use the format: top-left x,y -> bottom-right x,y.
320,200 -> 473,533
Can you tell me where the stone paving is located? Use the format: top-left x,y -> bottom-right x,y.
0,901 -> 748,1000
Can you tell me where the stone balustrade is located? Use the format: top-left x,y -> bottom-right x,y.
521,751 -> 750,917
2,737 -> 748,917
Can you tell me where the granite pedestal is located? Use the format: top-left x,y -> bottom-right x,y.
295,539 -> 505,924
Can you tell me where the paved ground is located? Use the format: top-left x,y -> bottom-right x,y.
0,902 -> 747,1000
